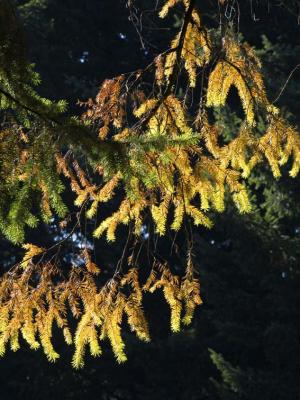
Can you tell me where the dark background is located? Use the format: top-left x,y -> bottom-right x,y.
1,1 -> 300,399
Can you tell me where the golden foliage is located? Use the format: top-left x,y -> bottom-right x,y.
159,0 -> 180,18
0,247 -> 201,367
82,248 -> 100,275
206,35 -> 277,125
81,75 -> 126,139
21,243 -> 44,269
259,118 -> 300,178
66,5 -> 298,243
144,259 -> 202,332
43,3 -> 300,246
1,0 -> 300,368
164,12 -> 211,87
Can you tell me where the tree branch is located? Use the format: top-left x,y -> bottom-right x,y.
139,0 -> 197,129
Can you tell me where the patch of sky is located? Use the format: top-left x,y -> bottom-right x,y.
79,51 -> 89,64
141,224 -> 149,240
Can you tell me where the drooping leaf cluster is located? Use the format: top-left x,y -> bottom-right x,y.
0,0 -> 299,366
0,246 -> 200,368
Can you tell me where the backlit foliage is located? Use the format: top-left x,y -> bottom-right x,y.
0,0 -> 299,366
0,249 -> 200,368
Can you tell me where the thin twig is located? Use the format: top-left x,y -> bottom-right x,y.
272,63 -> 300,103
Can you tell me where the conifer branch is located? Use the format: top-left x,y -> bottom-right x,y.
165,0 -> 197,93
139,0 -> 197,129
0,84 -> 130,167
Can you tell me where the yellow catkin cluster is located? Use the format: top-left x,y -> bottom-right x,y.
1,252 -> 202,367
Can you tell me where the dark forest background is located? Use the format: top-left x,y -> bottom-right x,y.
0,1 -> 300,399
